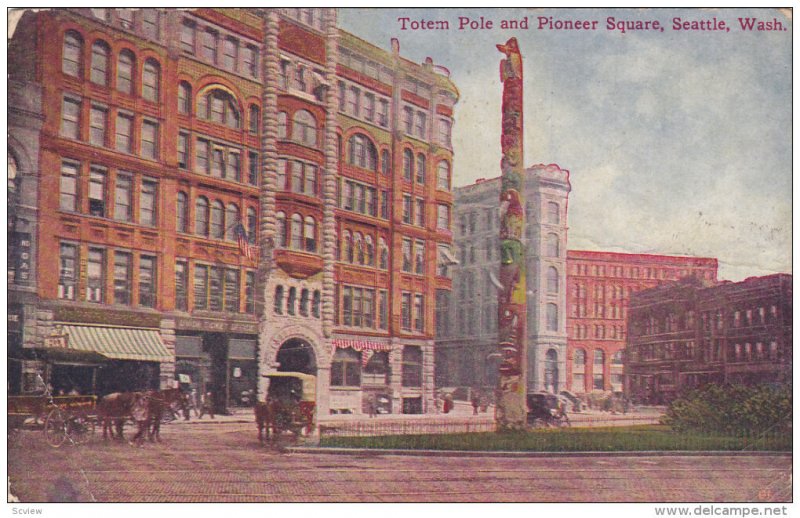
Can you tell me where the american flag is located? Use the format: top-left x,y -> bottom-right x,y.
234,223 -> 254,261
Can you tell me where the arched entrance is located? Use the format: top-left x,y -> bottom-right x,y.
268,338 -> 318,405
544,348 -> 559,394
276,338 -> 317,374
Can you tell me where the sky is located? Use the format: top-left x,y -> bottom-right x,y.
339,7 -> 792,282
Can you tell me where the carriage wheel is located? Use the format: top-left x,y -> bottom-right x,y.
44,408 -> 68,448
68,416 -> 95,445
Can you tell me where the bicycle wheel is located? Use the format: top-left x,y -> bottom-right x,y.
44,408 -> 67,448
68,416 -> 95,445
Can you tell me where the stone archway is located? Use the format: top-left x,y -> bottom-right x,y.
276,337 -> 317,375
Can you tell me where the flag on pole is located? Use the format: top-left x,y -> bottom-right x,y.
234,223 -> 254,261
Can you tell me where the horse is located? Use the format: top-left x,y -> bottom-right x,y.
255,397 -> 313,444
146,388 -> 188,442
96,392 -> 138,441
255,398 -> 280,444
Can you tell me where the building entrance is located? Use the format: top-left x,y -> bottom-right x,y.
276,338 -> 316,375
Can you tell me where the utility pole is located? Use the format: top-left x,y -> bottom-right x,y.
495,38 -> 527,430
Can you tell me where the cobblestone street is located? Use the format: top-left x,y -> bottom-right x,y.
8,418 -> 791,503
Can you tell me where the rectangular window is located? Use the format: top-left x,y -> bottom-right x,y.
181,20 -> 196,54
291,161 -> 303,193
277,159 -> 287,190
415,111 -> 427,139
202,29 -> 217,63
401,293 -> 412,330
403,107 -> 413,134
61,97 -> 81,140
279,60 -> 290,90
175,261 -> 188,311
226,152 -> 241,182
380,191 -> 389,219
196,139 -> 209,173
89,105 -> 107,146
438,118 -> 452,147
243,45 -> 257,77
415,199 -> 425,227
138,255 -> 156,307
59,161 -> 79,212
248,151 -> 259,185
414,240 -> 425,274
141,120 -> 158,160
364,93 -> 375,121
378,99 -> 389,127
58,243 -> 78,300
363,289 -> 374,328
303,164 -> 317,196
88,166 -> 106,217
245,271 -> 256,314
414,294 -> 424,332
224,268 -> 240,313
402,238 -> 412,273
178,132 -> 189,169
378,290 -> 388,330
142,10 -> 160,40
437,204 -> 450,230
193,264 -> 208,310
115,113 -> 133,153
401,346 -> 422,387
86,248 -> 105,303
366,188 -> 377,217
402,195 -> 412,224
140,179 -> 157,226
209,267 -> 223,311
342,286 -> 352,326
223,37 -> 238,70
347,86 -> 360,115
211,148 -> 224,177
114,172 -> 133,222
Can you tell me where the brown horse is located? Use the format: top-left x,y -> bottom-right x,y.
146,388 -> 187,442
255,398 -> 314,443
96,392 -> 138,441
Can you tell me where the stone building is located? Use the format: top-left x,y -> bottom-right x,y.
7,8 -> 457,416
566,251 -> 718,394
625,274 -> 792,404
435,164 -> 571,394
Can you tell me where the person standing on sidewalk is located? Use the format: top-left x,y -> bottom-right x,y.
129,393 -> 150,447
199,391 -> 215,419
471,391 -> 480,415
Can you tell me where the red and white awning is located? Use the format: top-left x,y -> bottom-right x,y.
331,339 -> 393,353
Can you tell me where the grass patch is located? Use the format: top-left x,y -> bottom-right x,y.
319,425 -> 791,452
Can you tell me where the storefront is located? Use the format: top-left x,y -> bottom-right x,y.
228,338 -> 258,407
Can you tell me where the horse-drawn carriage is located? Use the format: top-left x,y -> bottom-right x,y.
526,392 -> 571,428
255,372 -> 316,443
8,395 -> 97,447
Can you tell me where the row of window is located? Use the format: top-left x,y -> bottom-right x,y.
572,262 -> 715,281
634,305 -> 780,336
59,242 -> 156,307
179,85 -> 260,134
88,9 -> 162,41
572,372 -> 622,392
273,285 -> 321,317
337,80 -> 390,129
401,238 -> 427,275
175,261 -> 256,314
573,284 -> 628,301
629,341 -> 780,364
60,160 -> 157,226
340,179 -> 386,218
339,231 -> 389,269
280,56 -> 326,100
277,159 -> 319,197
62,94 -> 160,161
570,303 -> 626,320
279,8 -> 327,31
458,201 -> 561,236
572,349 -> 624,370
275,212 -> 319,252
340,286 -> 389,330
62,31 -> 161,102
178,194 -> 257,244
180,18 -> 259,79
278,110 -> 318,147
572,324 -> 627,340
182,133 -> 259,186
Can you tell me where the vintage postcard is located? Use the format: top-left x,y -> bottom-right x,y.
6,6 -> 792,514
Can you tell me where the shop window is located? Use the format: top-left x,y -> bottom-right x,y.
331,348 -> 361,387
401,346 -> 422,387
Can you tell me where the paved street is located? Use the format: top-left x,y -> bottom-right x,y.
8,420 -> 791,503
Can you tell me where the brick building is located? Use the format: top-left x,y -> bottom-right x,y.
435,164 -> 571,394
566,251 -> 718,394
7,8 -> 457,416
625,274 -> 792,404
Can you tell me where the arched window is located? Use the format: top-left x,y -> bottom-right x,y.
547,202 -> 560,224
195,196 -> 209,236
142,59 -> 160,102
415,153 -> 426,184
402,149 -> 414,181
90,40 -> 110,86
276,211 -> 287,248
378,237 -> 388,269
347,134 -> 377,171
176,192 -> 188,232
249,105 -> 260,134
437,160 -> 450,190
312,290 -> 321,318
546,303 -> 558,331
277,112 -> 288,139
287,287 -> 296,315
225,203 -> 240,241
353,233 -> 364,264
343,230 -> 353,263
117,50 -> 135,94
274,285 -> 284,314
292,110 -> 317,147
178,82 -> 192,114
62,31 -> 83,77
290,213 -> 303,249
365,236 -> 374,266
299,288 -> 310,316
381,149 -> 391,176
546,233 -> 560,258
199,88 -> 240,129
304,216 -> 316,252
547,266 -> 559,294
544,349 -> 559,393
210,200 -> 225,239
247,207 -> 257,244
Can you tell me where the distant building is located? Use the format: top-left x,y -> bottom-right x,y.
435,164 -> 571,393
566,251 -> 718,394
625,274 -> 792,404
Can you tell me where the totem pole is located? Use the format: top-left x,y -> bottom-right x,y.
495,38 -> 527,430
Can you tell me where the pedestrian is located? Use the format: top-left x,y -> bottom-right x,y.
443,393 -> 453,414
367,395 -> 377,418
471,392 -> 480,415
199,391 -> 215,419
129,393 -> 149,447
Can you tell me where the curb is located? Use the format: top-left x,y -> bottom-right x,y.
286,447 -> 792,458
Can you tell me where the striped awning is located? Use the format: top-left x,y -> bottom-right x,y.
331,338 -> 392,353
60,325 -> 172,363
